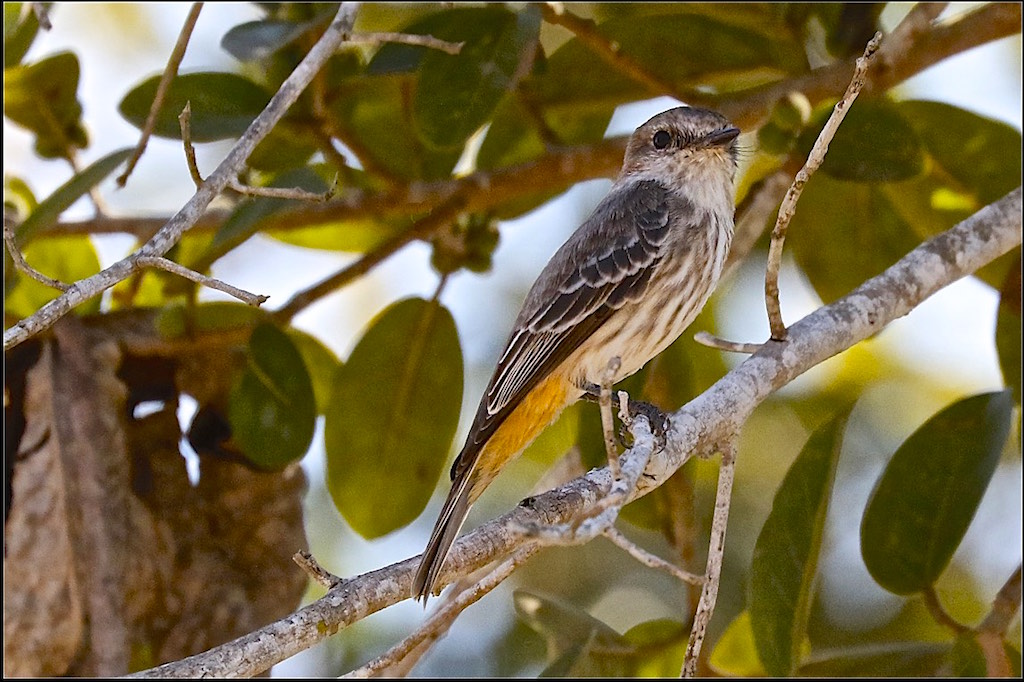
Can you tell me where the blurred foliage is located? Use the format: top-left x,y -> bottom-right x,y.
2,1 -> 1021,678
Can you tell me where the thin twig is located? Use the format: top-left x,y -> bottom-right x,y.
348,31 -> 464,55
693,331 -> 762,355
4,221 -> 70,291
599,356 -> 623,481
603,526 -> 703,585
979,564 -> 1022,635
177,102 -> 204,188
923,585 -> 969,634
342,546 -> 539,678
135,257 -> 268,307
118,3 -> 203,186
30,2 -> 52,30
227,178 -> 335,202
293,551 -> 342,589
682,439 -> 737,677
764,32 -> 883,341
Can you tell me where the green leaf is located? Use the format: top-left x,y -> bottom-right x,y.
118,72 -> 271,141
800,642 -> 951,677
950,633 -> 988,677
4,51 -> 88,158
4,2 -> 43,68
709,611 -> 769,676
324,297 -> 463,539
413,6 -> 541,150
328,74 -> 462,181
221,18 -> 314,62
286,328 -> 342,415
861,391 -> 1014,595
515,590 -> 630,677
622,619 -> 690,677
996,252 -> 1022,405
228,322 -> 317,470
796,97 -> 925,182
750,411 -> 847,676
14,147 -> 133,243
788,173 -> 922,304
899,100 -> 1022,206
4,235 -> 102,320
155,300 -> 266,339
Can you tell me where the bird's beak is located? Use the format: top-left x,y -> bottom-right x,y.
704,127 -> 740,147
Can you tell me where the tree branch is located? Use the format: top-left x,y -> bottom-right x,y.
126,188 -> 1021,678
117,2 -> 203,187
765,32 -> 882,340
3,2 -> 364,351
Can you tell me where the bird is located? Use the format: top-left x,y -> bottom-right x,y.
413,105 -> 740,602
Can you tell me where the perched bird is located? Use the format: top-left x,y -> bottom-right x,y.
414,106 -> 740,602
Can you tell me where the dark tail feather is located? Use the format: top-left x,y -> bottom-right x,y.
413,474 -> 473,603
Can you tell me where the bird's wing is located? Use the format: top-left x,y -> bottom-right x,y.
451,179 -> 693,482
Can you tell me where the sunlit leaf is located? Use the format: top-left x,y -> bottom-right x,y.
861,391 -> 1014,594
286,328 -> 342,415
750,411 -> 847,676
622,619 -> 689,677
5,235 -> 102,320
324,297 -> 463,538
229,322 -> 317,470
709,611 -> 769,676
4,51 -> 88,158
119,72 -> 271,141
4,2 -> 43,68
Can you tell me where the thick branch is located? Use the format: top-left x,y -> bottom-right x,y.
128,188 -> 1021,678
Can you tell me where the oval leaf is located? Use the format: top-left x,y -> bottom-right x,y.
410,6 -> 540,149
860,391 -> 1014,595
221,19 -> 313,62
118,72 -> 271,141
750,411 -> 847,676
796,97 -> 925,182
4,2 -> 42,68
324,297 -> 463,539
788,173 -> 922,304
899,100 -> 1023,206
228,322 -> 317,470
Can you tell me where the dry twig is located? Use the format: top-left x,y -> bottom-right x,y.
764,32 -> 882,340
118,3 -> 203,186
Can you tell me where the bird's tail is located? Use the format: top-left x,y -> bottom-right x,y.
413,471 -> 473,603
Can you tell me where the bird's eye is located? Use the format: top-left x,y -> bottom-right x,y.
652,130 -> 672,150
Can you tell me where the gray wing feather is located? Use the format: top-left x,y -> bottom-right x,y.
475,179 -> 689,427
